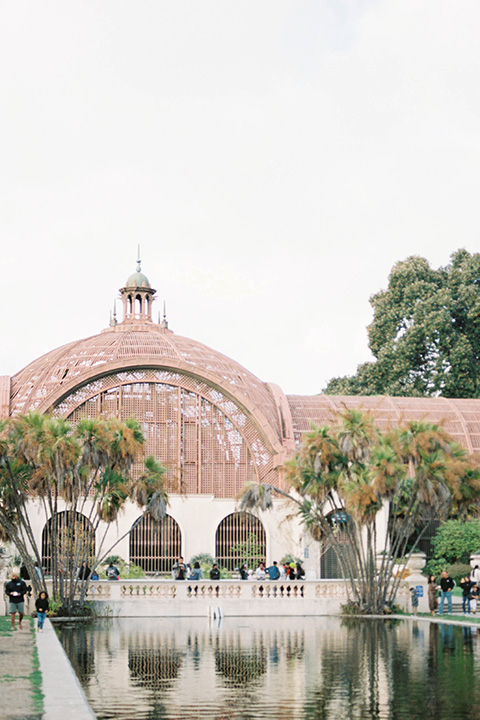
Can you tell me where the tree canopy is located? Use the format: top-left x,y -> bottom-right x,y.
324,249 -> 480,397
240,409 -> 480,613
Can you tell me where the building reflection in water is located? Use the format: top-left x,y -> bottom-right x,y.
59,617 -> 480,720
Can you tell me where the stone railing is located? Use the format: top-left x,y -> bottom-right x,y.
29,578 -> 408,617
79,578 -> 349,601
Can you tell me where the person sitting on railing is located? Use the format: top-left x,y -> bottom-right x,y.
255,562 -> 266,580
189,562 -> 204,581
296,563 -> 305,580
239,565 -> 248,580
209,563 -> 221,580
266,561 -> 281,580
172,557 -> 188,580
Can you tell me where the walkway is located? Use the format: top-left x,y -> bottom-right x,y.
0,616 -> 95,720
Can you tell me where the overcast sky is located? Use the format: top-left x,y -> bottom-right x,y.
1,1 -> 479,395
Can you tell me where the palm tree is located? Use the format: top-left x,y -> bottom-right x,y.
240,410 -> 480,613
0,412 -> 168,612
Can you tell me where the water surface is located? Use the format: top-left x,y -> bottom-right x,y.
58,616 -> 480,719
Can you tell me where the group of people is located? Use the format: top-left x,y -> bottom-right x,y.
5,570 -> 49,632
171,557 -> 306,582
247,561 -> 305,581
172,557 -> 220,580
425,566 -> 480,616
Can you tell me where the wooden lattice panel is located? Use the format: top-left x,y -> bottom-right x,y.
129,514 -> 181,573
215,512 -> 266,570
287,394 -> 480,454
53,369 -> 276,498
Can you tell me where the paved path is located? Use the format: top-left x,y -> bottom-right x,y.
0,616 -> 42,720
0,615 -> 96,720
36,620 -> 96,720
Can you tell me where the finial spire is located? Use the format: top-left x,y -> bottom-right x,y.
109,300 -> 118,327
136,244 -> 141,272
160,300 -> 169,329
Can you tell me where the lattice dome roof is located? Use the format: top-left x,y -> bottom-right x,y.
10,324 -> 282,441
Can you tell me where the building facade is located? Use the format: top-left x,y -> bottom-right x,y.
3,262 -> 480,576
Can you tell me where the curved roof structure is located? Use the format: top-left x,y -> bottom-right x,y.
7,260 -> 480,473
10,325 -> 282,445
287,394 -> 480,455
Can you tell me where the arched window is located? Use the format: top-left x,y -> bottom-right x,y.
215,512 -> 266,571
129,513 -> 181,574
41,511 -> 95,574
320,510 -> 354,579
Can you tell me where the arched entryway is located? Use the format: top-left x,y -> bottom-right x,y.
320,510 -> 356,579
129,513 -> 182,574
41,511 -> 95,574
215,512 -> 266,570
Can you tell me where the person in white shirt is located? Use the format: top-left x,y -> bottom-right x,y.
255,562 -> 266,580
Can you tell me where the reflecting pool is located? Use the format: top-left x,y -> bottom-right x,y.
58,617 -> 480,719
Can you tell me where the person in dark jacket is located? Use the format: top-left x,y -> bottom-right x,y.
439,570 -> 455,615
296,563 -> 306,580
35,591 -> 49,632
239,565 -> 248,580
5,572 -> 28,630
209,563 -> 221,580
460,576 -> 472,614
78,561 -> 91,580
106,562 -> 120,580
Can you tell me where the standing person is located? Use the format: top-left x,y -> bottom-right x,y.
427,575 -> 438,616
471,584 -> 479,614
288,562 -> 296,580
266,561 -> 281,580
209,563 -> 221,580
35,591 -> 49,632
470,565 -> 480,585
239,565 -> 248,580
106,561 -> 120,580
438,570 -> 455,615
460,576 -> 472,615
78,561 -> 91,580
410,587 -> 419,616
5,571 -> 28,630
172,557 -> 187,580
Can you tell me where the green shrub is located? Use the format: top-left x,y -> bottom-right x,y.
431,520 -> 480,564
123,563 -> 146,579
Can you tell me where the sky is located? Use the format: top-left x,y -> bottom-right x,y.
1,1 -> 480,395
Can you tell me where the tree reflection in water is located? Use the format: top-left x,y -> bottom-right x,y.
58,618 -> 480,720
59,624 -> 95,685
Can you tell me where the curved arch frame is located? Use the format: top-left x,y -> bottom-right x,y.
129,513 -> 182,574
30,357 -> 284,460
215,512 -> 266,571
53,369 -> 279,495
41,510 -> 95,574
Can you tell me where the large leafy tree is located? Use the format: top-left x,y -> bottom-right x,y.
324,249 -> 480,397
0,413 -> 167,611
240,409 -> 480,613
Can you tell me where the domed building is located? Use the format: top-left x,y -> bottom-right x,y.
3,260 -> 480,577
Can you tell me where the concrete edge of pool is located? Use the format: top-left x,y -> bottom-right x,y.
36,619 -> 96,720
35,613 -> 480,720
